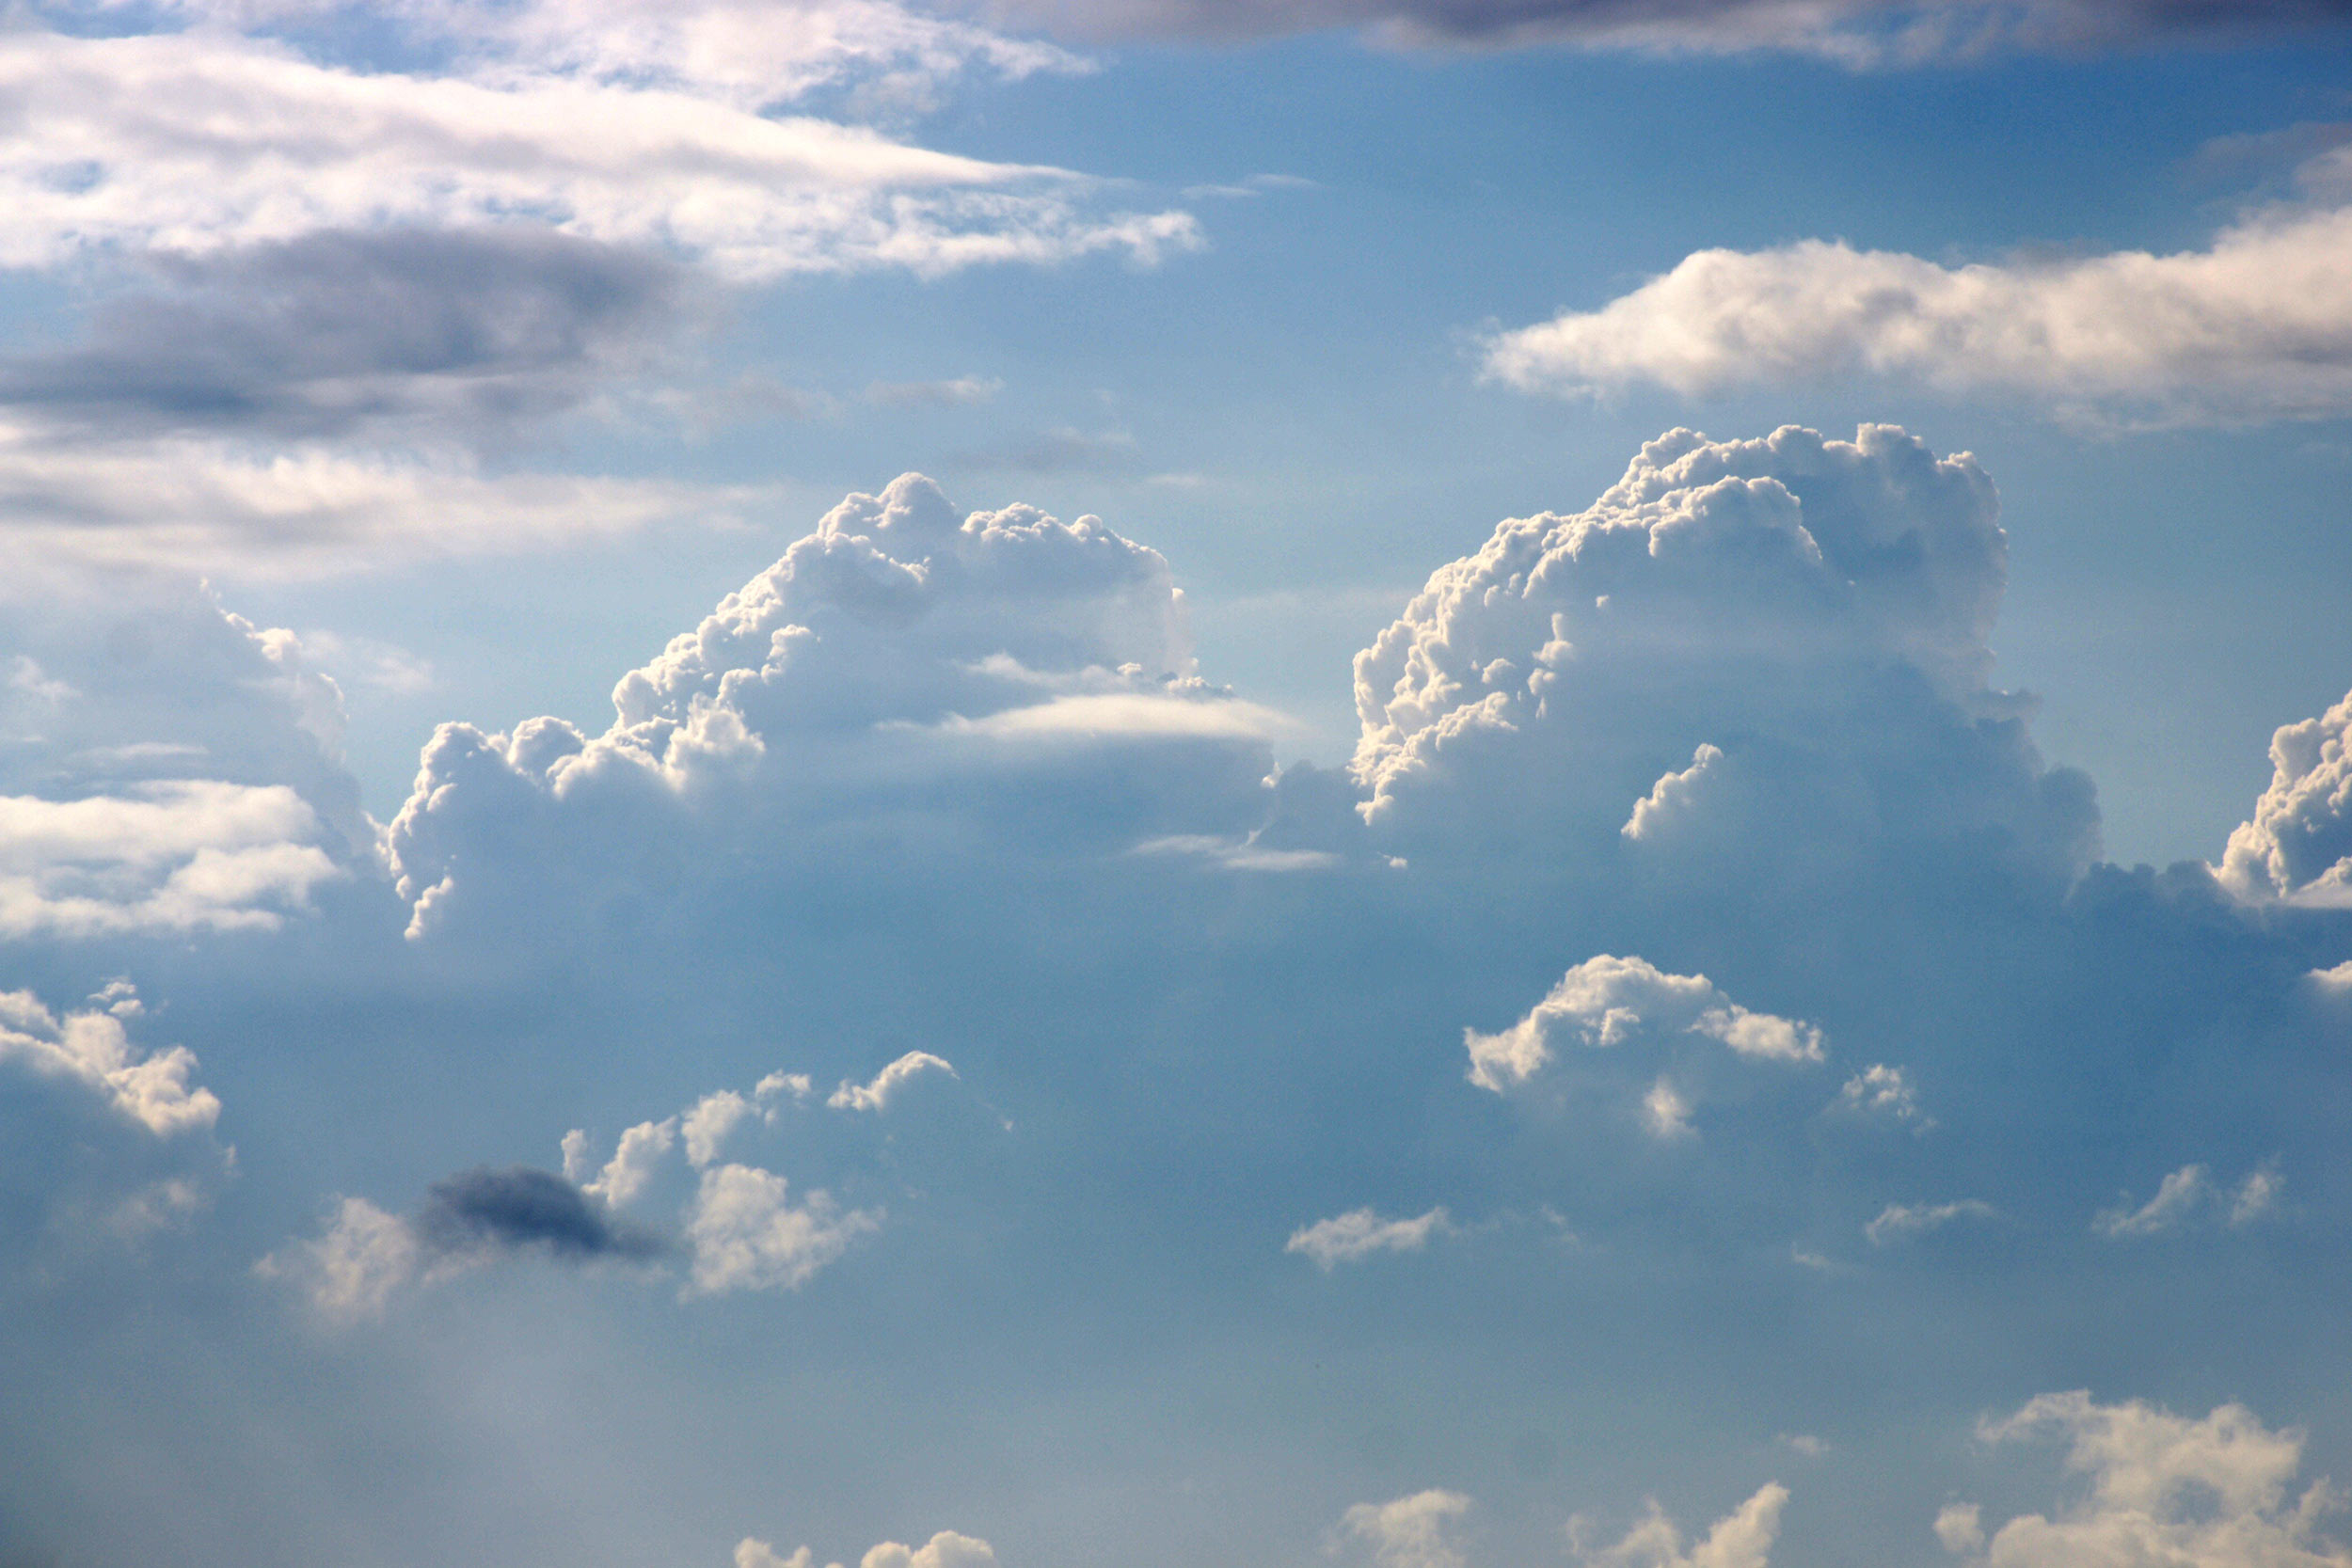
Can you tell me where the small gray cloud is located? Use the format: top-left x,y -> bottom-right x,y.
414,1164 -> 667,1262
0,228 -> 694,443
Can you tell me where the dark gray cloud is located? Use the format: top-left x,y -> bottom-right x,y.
972,0 -> 2352,55
415,1165 -> 667,1261
0,228 -> 694,443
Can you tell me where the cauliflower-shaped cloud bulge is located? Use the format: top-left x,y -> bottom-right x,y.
1351,425 -> 2096,885
389,475 -> 1282,934
2218,687 -> 2352,906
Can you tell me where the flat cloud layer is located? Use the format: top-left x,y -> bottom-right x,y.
1484,182 -> 2352,426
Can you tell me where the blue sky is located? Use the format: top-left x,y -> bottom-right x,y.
4,4 -> 2352,1567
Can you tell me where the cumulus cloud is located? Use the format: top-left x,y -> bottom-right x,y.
683,1163 -> 882,1296
1960,1392 -> 2352,1568
2217,687 -> 2352,906
1351,425 -> 2096,888
1864,1198 -> 1994,1244
1569,1482 -> 1788,1568
1286,1205 -> 1451,1269
984,0 -> 2352,61
1465,954 -> 1822,1097
388,474 -> 1279,937
1483,198 -> 2352,427
1333,1490 -> 1473,1568
828,1051 -> 959,1112
737,1530 -> 996,1568
1833,1063 -> 1930,1127
0,982 -> 219,1135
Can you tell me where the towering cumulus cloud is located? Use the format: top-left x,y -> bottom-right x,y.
2218,687 -> 2352,906
1351,424 -> 2096,892
388,474 -> 1279,937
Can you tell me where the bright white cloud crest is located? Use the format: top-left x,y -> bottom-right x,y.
2218,686 -> 2352,906
1286,1206 -> 1451,1269
1466,954 -> 1823,1096
0,983 -> 220,1135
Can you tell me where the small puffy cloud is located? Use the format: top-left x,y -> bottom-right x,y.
1964,1391 -> 2352,1568
1833,1064 -> 1930,1128
2217,687 -> 2352,906
0,781 -> 340,939
684,1091 -> 755,1167
859,1533 -> 1000,1568
1865,1199 -> 1994,1245
1333,1490 -> 1473,1568
1570,1482 -> 1788,1568
1935,1503 -> 1985,1555
828,1051 -> 959,1112
1622,743 -> 1722,842
683,1163 -> 881,1296
1483,202 -> 2352,427
0,983 -> 219,1136
1286,1206 -> 1450,1270
260,1196 -> 423,1323
585,1117 -> 679,1208
2311,960 -> 2352,999
1466,954 -> 1822,1096
2094,1163 -> 2283,1237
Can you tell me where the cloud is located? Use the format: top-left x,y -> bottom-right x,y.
0,982 -> 219,1135
1465,954 -> 1822,1096
2094,1162 -> 2283,1237
0,781 -> 340,939
1961,1392 -> 2352,1568
1333,1490 -> 1473,1568
856,1532 -> 1000,1568
0,27 -> 1193,285
387,474 -> 1278,938
683,1163 -> 882,1296
1482,200 -> 2352,427
1864,1198 -> 1994,1244
828,1051 -> 959,1112
1832,1063 -> 1930,1127
981,0 -> 2352,61
2217,686 -> 2352,906
413,1164 -> 668,1260
1285,1205 -> 1451,1268
1569,1482 -> 1787,1568
1351,425 -> 2097,891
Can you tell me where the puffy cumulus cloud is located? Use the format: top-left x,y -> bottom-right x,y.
1483,200 -> 2352,428
2217,687 -> 2352,906
735,1530 -> 998,1568
1832,1063 -> 1930,1128
1332,1489 -> 1473,1568
829,1051 -> 959,1112
1864,1198 -> 1994,1244
1570,1483 -> 1788,1568
2093,1162 -> 2282,1237
1465,955 -> 1822,1101
0,26 -> 1189,286
0,981 -> 218,1136
982,0 -> 2352,61
1285,1205 -> 1451,1269
683,1163 -> 882,1296
1351,425 -> 2096,892
388,475 -> 1279,938
1957,1392 -> 2352,1568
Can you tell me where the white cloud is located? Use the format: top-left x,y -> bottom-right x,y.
2217,686 -> 2352,906
0,28 -> 1190,284
1333,1490 -> 1473,1568
2311,960 -> 2352,1000
0,982 -> 220,1135
1865,1199 -> 1994,1245
683,1091 -> 755,1167
2232,1166 -> 2285,1227
584,1117 -> 679,1208
1483,202 -> 2352,426
259,1196 -> 425,1323
1570,1482 -> 1788,1568
1834,1064 -> 1929,1127
1286,1206 -> 1450,1269
1351,425 -> 2095,890
1964,1392 -> 2352,1568
1465,954 -> 1822,1096
682,1163 -> 881,1295
1935,1503 -> 1985,1555
0,434 -> 775,578
734,1529 -> 994,1568
2094,1164 -> 2210,1238
828,1051 -> 959,1112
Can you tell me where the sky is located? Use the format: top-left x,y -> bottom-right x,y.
3,3 -> 2352,1567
